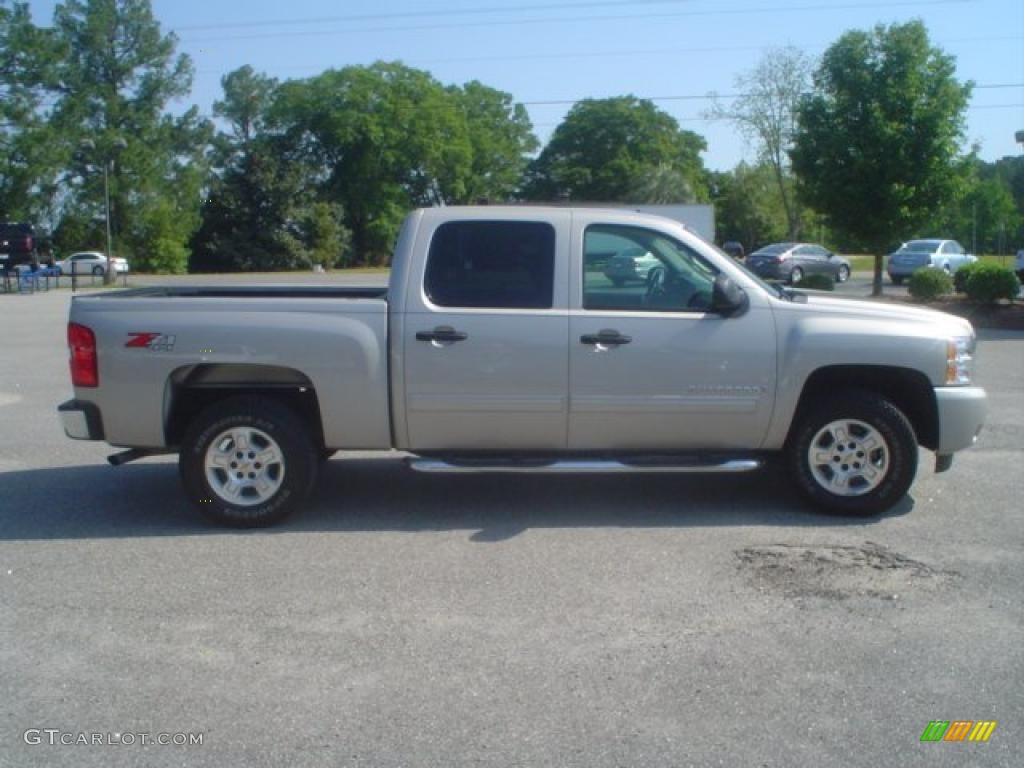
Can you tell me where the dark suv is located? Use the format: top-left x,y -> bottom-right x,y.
0,222 -> 37,272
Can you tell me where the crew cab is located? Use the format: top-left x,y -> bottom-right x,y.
59,207 -> 987,527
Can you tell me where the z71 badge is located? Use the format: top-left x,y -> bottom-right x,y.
125,333 -> 176,352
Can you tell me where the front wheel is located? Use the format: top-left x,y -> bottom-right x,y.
789,266 -> 804,285
179,396 -> 319,527
836,265 -> 850,283
788,390 -> 917,516
92,265 -> 104,276
890,275 -> 904,286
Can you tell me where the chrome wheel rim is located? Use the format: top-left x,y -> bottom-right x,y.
807,419 -> 889,497
791,268 -> 802,283
838,266 -> 849,282
204,427 -> 285,506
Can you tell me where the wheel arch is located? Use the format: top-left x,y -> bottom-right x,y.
164,364 -> 325,450
787,365 -> 938,450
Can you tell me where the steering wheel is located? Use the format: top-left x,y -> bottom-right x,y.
644,266 -> 667,306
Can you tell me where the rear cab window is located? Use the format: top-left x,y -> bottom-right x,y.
423,220 -> 556,309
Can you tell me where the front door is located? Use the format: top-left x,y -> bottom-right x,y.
569,220 -> 777,452
402,215 -> 571,452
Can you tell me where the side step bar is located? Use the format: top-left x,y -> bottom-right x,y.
408,458 -> 761,475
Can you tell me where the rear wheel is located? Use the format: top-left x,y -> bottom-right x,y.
789,266 -> 804,285
891,275 -> 904,286
180,396 -> 318,527
91,265 -> 104,276
788,390 -> 917,516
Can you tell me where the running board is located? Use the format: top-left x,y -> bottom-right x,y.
408,457 -> 761,475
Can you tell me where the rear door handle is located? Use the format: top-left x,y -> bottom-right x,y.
416,326 -> 469,343
580,329 -> 632,346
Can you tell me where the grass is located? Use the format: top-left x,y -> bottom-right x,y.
844,254 -> 1017,273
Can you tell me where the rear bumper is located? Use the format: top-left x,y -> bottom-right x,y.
934,386 -> 986,454
58,399 -> 105,441
749,264 -> 786,280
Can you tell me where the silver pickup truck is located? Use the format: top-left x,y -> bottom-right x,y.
59,206 -> 987,526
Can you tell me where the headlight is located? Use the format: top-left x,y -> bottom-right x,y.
946,335 -> 975,385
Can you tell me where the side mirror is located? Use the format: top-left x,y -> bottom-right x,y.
826,252 -> 835,259
711,274 -> 749,317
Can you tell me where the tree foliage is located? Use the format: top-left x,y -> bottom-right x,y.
710,47 -> 811,238
792,20 -> 972,294
523,96 -> 707,203
0,1 -> 65,224
711,163 -> 789,250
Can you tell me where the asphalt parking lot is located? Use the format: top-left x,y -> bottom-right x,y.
1,287 -> 1021,768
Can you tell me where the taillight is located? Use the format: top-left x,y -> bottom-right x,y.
68,322 -> 98,388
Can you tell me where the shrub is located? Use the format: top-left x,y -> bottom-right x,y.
908,268 -> 953,301
799,274 -> 835,291
963,263 -> 1021,304
953,261 -> 981,293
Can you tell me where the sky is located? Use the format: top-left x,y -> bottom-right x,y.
25,0 -> 1024,170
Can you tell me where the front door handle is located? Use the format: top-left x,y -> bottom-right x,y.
416,326 -> 469,343
580,329 -> 632,346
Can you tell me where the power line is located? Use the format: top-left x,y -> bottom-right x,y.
178,0 -> 976,43
519,82 -> 1023,107
194,35 -> 1023,77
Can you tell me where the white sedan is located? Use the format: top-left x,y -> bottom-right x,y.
55,252 -> 129,276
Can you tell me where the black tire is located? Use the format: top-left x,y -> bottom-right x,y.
788,389 -> 917,516
179,396 -> 319,527
609,277 -> 625,287
789,266 -> 803,284
891,275 -> 904,286
92,265 -> 104,276
836,265 -> 850,283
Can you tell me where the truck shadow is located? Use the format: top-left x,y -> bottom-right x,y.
0,456 -> 913,542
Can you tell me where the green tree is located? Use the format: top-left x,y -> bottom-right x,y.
449,80 -> 538,203
49,0 -> 211,273
190,66 -> 322,272
523,96 -> 707,203
711,162 -> 789,250
304,202 -> 351,268
709,47 -> 811,239
271,62 -> 475,264
792,20 -> 972,294
0,1 -> 66,225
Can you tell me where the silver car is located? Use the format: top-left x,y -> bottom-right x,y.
887,240 -> 976,285
603,246 -> 661,286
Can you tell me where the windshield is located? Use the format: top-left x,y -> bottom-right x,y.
753,243 -> 794,255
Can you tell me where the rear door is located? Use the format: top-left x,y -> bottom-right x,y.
401,213 -> 571,452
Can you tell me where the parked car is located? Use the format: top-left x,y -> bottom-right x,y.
0,222 -> 37,272
746,242 -> 851,285
55,251 -> 129,276
59,206 -> 986,527
721,241 -> 745,260
887,240 -> 976,285
603,246 -> 661,285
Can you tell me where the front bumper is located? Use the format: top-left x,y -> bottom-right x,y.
934,386 -> 986,454
58,399 -> 105,441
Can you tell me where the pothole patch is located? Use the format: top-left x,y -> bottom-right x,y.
736,542 -> 958,601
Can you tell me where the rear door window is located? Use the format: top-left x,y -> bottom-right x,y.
424,221 -> 555,309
